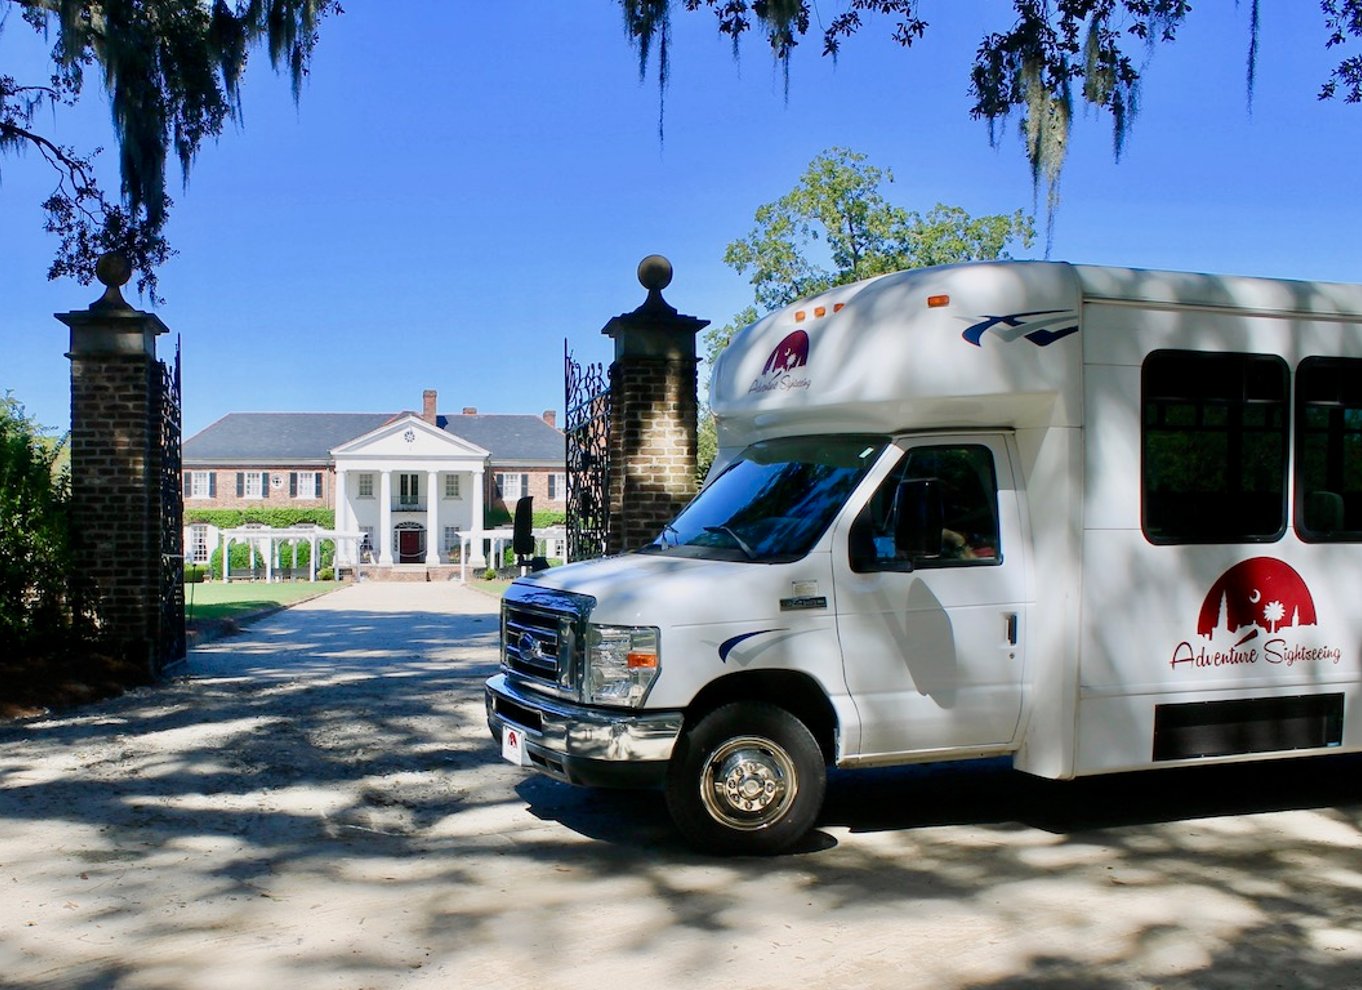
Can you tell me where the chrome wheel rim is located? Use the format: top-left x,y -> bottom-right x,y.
699,735 -> 798,831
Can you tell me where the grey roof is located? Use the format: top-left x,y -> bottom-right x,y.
438,414 -> 564,463
183,411 -> 564,465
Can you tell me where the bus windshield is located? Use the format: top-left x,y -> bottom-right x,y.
639,435 -> 886,563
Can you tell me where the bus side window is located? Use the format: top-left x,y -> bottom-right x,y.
851,444 -> 1001,571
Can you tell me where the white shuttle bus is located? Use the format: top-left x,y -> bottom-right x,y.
486,260 -> 1362,854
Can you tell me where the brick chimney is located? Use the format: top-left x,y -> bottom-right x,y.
543,409 -> 557,428
422,389 -> 437,425
462,406 -> 478,415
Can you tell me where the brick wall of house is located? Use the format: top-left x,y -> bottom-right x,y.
183,467 -> 333,512
488,466 -> 567,519
186,465 -> 565,521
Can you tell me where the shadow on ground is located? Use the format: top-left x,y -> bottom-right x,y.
0,589 -> 1359,988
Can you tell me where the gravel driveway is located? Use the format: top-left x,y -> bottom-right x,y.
1,581 -> 1360,989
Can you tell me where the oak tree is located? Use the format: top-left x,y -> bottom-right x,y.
696,147 -> 1034,477
623,1 -> 1362,243
1,0 -> 340,300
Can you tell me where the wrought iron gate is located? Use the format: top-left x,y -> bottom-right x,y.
155,339 -> 186,670
564,341 -> 610,562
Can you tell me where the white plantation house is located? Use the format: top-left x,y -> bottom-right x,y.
182,389 -> 565,578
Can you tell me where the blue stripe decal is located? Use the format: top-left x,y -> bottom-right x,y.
962,309 -> 1078,347
718,629 -> 786,663
1023,324 -> 1079,346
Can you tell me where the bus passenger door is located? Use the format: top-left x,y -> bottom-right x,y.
833,435 -> 1028,758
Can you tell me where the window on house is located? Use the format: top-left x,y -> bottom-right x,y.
239,471 -> 266,499
358,474 -> 374,499
1142,350 -> 1288,544
496,473 -> 529,500
398,473 -> 421,506
444,474 -> 461,499
1295,356 -> 1362,541
443,525 -> 462,555
188,471 -> 215,499
292,471 -> 320,500
547,473 -> 566,501
188,524 -> 210,563
359,525 -> 376,561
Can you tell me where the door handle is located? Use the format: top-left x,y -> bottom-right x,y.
1005,612 -> 1018,646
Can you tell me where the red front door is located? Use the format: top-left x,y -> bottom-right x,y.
398,529 -> 424,563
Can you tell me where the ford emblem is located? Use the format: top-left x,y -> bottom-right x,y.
519,632 -> 545,663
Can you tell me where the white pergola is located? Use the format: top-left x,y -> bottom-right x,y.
219,525 -> 366,583
457,526 -> 568,581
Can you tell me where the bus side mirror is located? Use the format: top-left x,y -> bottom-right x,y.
848,514 -> 880,573
895,478 -> 943,559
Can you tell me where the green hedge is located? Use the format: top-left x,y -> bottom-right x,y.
270,538 -> 335,572
184,507 -> 335,528
208,542 -> 265,576
205,538 -> 334,576
485,507 -> 567,528
0,395 -> 89,652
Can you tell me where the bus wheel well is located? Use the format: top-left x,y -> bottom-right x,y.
684,670 -> 838,764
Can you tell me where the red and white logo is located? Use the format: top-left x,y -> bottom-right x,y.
1197,557 -> 1316,638
1171,557 -> 1340,671
748,329 -> 812,395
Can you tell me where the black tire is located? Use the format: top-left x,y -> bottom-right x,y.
665,702 -> 826,855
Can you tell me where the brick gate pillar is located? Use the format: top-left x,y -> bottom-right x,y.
600,255 -> 709,555
56,254 -> 172,675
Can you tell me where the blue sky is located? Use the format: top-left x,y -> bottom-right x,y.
3,3 -> 1359,437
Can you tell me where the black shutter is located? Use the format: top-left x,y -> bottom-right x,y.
236,472 -> 244,497
315,473 -> 323,498
209,474 -> 217,498
289,472 -> 297,498
262,472 -> 270,498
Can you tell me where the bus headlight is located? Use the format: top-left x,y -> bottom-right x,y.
585,624 -> 660,707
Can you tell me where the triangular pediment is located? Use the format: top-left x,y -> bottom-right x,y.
331,414 -> 490,460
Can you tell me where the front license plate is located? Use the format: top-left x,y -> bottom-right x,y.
502,725 -> 531,766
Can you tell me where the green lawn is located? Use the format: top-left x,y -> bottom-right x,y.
467,578 -> 513,597
184,581 -> 338,624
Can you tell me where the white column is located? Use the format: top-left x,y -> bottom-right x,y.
334,469 -> 348,565
470,466 -> 487,567
425,470 -> 440,564
221,532 -> 230,583
379,470 -> 394,565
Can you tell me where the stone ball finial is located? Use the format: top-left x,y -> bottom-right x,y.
90,251 -> 134,311
637,254 -> 673,292
96,252 -> 132,288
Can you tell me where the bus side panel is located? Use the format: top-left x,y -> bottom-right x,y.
1075,305 -> 1362,774
1009,423 -> 1085,779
